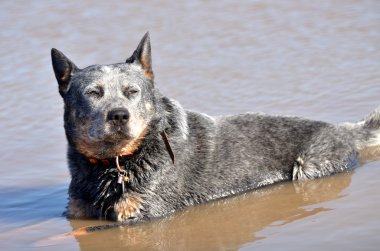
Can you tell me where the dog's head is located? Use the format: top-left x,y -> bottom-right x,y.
52,33 -> 157,159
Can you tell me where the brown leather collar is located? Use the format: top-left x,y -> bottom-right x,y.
160,130 -> 175,165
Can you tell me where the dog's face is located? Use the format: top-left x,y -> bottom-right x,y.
52,33 -> 156,159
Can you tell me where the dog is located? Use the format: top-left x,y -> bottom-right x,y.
51,32 -> 380,223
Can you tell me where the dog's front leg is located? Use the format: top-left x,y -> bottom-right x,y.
67,198 -> 98,219
113,193 -> 143,222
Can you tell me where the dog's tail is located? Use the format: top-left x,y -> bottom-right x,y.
354,108 -> 380,162
362,108 -> 380,131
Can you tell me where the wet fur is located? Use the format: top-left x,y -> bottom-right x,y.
52,33 -> 380,222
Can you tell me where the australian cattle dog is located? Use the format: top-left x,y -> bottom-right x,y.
51,32 -> 380,223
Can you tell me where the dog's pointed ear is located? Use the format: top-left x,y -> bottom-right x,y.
126,32 -> 154,80
51,48 -> 78,97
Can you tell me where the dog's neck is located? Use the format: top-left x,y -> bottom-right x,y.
87,129 -> 175,166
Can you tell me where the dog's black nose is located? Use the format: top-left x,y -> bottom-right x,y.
107,108 -> 130,123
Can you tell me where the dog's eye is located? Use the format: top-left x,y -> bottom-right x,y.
124,88 -> 139,97
129,89 -> 139,95
86,88 -> 103,98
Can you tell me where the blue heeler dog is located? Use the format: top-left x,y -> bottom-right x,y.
51,32 -> 380,225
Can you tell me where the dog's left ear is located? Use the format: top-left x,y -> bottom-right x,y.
126,32 -> 154,80
51,48 -> 79,97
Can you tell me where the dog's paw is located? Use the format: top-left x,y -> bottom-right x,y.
292,156 -> 311,181
114,194 -> 143,222
292,156 -> 332,181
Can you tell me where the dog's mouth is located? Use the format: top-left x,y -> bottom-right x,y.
104,129 -> 131,142
87,123 -> 131,142
109,122 -> 131,135
74,124 -> 147,160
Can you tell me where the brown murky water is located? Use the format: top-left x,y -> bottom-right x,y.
1,1 -> 380,250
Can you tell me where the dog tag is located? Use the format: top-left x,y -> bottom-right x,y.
117,173 -> 123,184
117,173 -> 127,193
121,180 -> 125,194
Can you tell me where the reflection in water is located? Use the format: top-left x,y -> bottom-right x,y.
68,172 -> 351,251
359,145 -> 380,164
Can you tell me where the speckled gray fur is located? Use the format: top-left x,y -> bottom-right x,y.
51,33 -> 379,222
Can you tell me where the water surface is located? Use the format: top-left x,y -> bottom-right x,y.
1,1 -> 380,250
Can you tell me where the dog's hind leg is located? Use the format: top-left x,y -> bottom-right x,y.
292,127 -> 359,181
292,152 -> 358,181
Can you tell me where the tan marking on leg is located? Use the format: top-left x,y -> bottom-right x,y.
114,194 -> 142,221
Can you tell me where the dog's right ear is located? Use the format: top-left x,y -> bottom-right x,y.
51,48 -> 78,97
126,32 -> 154,81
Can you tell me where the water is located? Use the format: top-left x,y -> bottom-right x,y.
1,1 -> 380,250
